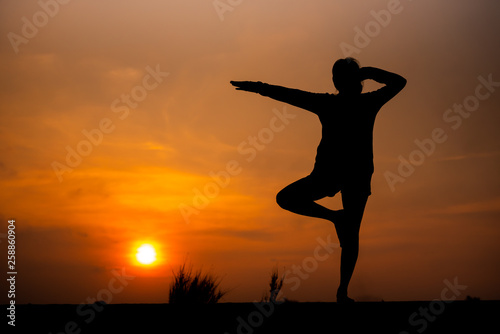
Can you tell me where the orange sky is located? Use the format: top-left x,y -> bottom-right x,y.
1,0 -> 499,304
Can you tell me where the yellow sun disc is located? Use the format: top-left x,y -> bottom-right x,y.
136,244 -> 157,265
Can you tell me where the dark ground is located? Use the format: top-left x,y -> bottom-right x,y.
6,300 -> 499,334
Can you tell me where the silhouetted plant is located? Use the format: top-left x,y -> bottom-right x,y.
465,295 -> 481,302
262,266 -> 285,302
168,262 -> 227,304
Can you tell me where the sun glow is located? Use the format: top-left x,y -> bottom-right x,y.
136,244 -> 157,265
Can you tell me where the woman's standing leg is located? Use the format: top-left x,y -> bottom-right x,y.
336,191 -> 368,302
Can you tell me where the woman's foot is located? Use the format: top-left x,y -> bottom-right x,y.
337,288 -> 355,304
336,294 -> 355,304
329,209 -> 344,224
336,286 -> 354,302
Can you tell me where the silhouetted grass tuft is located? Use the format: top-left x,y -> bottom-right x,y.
262,266 -> 285,302
168,262 -> 227,304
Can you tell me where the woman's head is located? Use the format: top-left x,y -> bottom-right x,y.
332,57 -> 362,95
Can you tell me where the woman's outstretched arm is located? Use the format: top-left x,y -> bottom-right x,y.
230,81 -> 324,113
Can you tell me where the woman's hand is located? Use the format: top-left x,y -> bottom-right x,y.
358,67 -> 373,81
230,81 -> 264,93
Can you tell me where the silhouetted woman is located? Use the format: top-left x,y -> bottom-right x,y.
231,58 -> 406,303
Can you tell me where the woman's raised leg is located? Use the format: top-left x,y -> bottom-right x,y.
276,177 -> 342,223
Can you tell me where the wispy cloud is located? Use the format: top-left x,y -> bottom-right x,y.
431,197 -> 500,215
437,151 -> 500,162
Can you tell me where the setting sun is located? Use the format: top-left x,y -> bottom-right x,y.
136,244 -> 157,265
